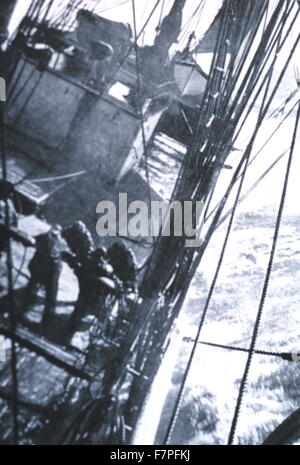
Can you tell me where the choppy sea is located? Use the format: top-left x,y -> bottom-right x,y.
138,61 -> 300,445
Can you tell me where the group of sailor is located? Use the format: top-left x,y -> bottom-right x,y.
0,180 -> 138,341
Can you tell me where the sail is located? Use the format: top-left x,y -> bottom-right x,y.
194,0 -> 263,54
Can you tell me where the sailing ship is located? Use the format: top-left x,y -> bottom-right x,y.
0,0 -> 300,445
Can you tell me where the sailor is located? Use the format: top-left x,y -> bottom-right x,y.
87,40 -> 113,88
106,241 -> 138,336
88,246 -> 114,280
67,244 -> 120,339
88,246 -> 123,339
25,224 -> 63,326
107,241 -> 137,293
62,220 -> 94,266
0,180 -> 18,256
62,221 -> 96,336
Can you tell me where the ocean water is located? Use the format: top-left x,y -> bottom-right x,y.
157,211 -> 300,445
149,61 -> 300,445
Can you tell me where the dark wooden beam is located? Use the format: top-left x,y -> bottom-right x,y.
0,324 -> 93,381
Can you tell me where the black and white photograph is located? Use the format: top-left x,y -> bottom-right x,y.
0,0 -> 299,447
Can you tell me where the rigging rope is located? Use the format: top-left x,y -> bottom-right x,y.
161,2 -> 299,444
183,337 -> 300,361
115,8 -> 286,436
163,136 -> 252,446
218,136 -> 300,228
131,0 -> 153,211
206,99 -> 300,225
161,0 -> 250,444
156,0 -> 166,33
227,99 -> 300,445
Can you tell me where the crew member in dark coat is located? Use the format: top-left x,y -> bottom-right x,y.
0,180 -> 18,256
107,241 -> 137,293
105,241 -> 139,337
86,246 -> 123,339
62,221 -> 95,336
25,224 -> 63,326
66,244 -> 118,338
88,40 -> 113,88
62,220 -> 94,266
